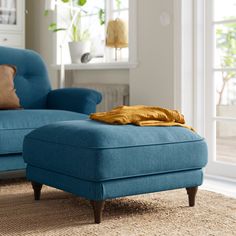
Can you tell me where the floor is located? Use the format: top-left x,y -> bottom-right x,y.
209,137 -> 236,198
1,181 -> 235,236
201,175 -> 236,198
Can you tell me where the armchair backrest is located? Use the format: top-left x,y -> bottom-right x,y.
0,46 -> 51,109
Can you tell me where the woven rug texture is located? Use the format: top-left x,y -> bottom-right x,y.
0,179 -> 235,236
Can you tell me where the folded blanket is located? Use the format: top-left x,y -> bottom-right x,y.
90,105 -> 194,131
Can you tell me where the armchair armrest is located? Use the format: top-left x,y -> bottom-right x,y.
47,88 -> 102,115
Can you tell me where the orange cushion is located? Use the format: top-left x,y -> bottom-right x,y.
0,65 -> 21,109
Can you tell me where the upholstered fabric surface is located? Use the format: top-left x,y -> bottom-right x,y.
0,46 -> 102,174
26,165 -> 203,200
23,120 -> 208,182
0,46 -> 51,109
47,88 -> 102,115
0,154 -> 26,172
0,65 -> 21,109
0,110 -> 88,155
0,46 -> 102,112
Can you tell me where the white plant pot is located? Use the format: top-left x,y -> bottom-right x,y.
69,41 -> 91,64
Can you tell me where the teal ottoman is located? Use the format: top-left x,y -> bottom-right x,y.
23,120 -> 208,223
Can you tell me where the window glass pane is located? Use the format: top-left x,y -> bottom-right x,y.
56,0 -> 130,64
108,10 -> 129,61
112,10 -> 129,22
112,0 -> 129,10
106,47 -> 129,62
215,71 -> 236,117
216,121 -> 236,164
214,23 -> 236,69
81,15 -> 105,57
0,0 -> 16,25
214,0 -> 236,21
82,0 -> 105,15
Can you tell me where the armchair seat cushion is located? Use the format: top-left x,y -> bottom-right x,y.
0,110 -> 87,155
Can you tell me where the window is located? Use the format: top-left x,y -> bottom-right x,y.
174,0 -> 236,179
205,0 -> 236,179
0,0 -> 17,25
55,0 -> 135,66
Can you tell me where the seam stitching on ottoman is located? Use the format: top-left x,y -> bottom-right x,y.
24,137 -> 205,150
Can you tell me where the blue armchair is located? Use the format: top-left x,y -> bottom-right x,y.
0,46 -> 102,177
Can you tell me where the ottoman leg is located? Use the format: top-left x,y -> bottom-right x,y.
186,187 -> 198,207
31,181 -> 43,201
90,200 -> 105,224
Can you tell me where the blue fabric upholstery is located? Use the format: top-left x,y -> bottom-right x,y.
0,154 -> 26,172
26,165 -> 203,201
0,46 -> 102,174
24,119 -> 207,204
0,110 -> 88,155
47,88 -> 102,115
0,46 -> 51,109
0,46 -> 101,111
23,120 -> 208,182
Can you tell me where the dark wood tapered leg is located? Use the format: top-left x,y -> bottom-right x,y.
186,187 -> 198,207
90,200 -> 105,224
31,181 -> 43,201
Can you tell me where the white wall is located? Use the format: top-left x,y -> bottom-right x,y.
130,0 -> 174,108
71,69 -> 129,85
25,0 -> 57,88
26,0 -> 175,109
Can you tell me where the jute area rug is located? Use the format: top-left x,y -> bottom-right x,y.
0,179 -> 235,236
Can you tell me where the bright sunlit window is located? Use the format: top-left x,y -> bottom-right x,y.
205,0 -> 236,178
214,0 -> 236,106
55,0 -> 133,65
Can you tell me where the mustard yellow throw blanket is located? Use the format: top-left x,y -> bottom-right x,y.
90,105 -> 194,131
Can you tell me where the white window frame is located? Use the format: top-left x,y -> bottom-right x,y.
174,0 -> 236,180
205,0 -> 236,179
174,0 -> 197,127
53,0 -> 137,70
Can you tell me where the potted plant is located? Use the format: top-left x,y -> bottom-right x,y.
46,0 -> 92,63
67,13 -> 91,64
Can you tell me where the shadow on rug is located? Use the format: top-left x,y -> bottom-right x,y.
0,179 -> 235,236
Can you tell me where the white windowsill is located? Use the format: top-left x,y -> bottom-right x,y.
52,61 -> 138,71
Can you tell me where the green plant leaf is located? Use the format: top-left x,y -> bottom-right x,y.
48,23 -> 57,31
98,9 -> 105,25
116,0 -> 121,10
61,0 -> 70,3
77,0 -> 87,6
53,28 -> 67,32
48,23 -> 66,32
72,24 -> 78,41
44,10 -> 49,16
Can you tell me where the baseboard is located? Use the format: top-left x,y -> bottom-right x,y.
202,174 -> 236,198
205,174 -> 236,184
